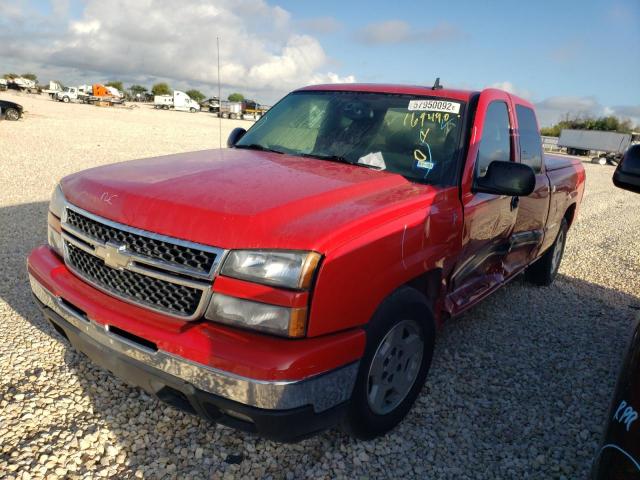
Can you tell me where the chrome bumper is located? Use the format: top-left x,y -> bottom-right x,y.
29,274 -> 358,413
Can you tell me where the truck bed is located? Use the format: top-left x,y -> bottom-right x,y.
545,154 -> 582,172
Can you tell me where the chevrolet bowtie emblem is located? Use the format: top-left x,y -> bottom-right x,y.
95,241 -> 131,270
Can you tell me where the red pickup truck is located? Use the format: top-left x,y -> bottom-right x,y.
28,84 -> 585,441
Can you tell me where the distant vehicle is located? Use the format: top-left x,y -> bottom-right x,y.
56,84 -> 123,105
200,97 -> 221,113
0,79 -> 7,91
241,99 -> 268,119
6,77 -> 38,93
42,81 -> 63,99
559,129 -> 632,161
216,100 -> 242,119
0,99 -> 24,121
154,91 -> 200,112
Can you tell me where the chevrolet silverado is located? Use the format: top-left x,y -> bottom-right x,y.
28,84 -> 586,441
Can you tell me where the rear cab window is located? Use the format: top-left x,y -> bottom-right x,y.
515,105 -> 543,173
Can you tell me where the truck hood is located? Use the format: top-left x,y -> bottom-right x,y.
62,149 -> 440,251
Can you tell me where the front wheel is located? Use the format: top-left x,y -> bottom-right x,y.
62,96 -> 70,103
342,287 -> 435,439
525,218 -> 568,286
4,108 -> 20,121
190,107 -> 196,113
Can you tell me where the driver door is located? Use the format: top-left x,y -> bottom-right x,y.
447,91 -> 518,314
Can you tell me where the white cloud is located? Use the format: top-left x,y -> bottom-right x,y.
489,81 -> 532,100
355,20 -> 464,45
485,82 -> 639,127
0,0 -> 355,103
535,96 -> 640,127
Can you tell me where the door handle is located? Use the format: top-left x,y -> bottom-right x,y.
510,196 -> 520,211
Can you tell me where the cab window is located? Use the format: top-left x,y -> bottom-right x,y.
516,105 -> 543,173
476,101 -> 511,177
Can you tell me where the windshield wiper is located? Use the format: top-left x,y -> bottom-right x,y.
234,143 -> 284,154
299,153 -> 383,170
299,152 -> 351,164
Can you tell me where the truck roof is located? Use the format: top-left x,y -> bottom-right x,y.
297,83 -> 534,108
297,83 -> 478,102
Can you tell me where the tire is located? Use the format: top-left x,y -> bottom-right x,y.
163,105 -> 169,110
62,96 -> 70,103
4,108 -> 20,121
190,107 -> 196,113
342,287 -> 435,440
230,113 -> 237,120
525,218 -> 568,286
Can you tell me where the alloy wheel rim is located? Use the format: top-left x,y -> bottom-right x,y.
367,319 -> 424,415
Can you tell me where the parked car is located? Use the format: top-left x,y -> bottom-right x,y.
0,99 -> 24,121
27,84 -> 585,441
592,144 -> 640,479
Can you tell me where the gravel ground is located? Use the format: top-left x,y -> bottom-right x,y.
1,90 -> 640,479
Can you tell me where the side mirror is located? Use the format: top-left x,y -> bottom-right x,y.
473,161 -> 536,196
613,145 -> 640,194
227,127 -> 246,148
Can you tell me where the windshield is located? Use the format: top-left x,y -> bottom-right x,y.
237,90 -> 465,185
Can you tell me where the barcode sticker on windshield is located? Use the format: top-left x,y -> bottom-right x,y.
408,99 -> 460,114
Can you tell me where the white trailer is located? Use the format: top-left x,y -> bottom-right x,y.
558,129 -> 632,157
153,91 -> 200,112
217,101 -> 242,119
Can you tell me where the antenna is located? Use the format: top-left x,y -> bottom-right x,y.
432,77 -> 443,90
217,36 -> 222,149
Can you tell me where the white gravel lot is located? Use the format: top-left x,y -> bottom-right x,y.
1,90 -> 640,479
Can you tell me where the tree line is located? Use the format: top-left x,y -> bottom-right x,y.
540,114 -> 637,137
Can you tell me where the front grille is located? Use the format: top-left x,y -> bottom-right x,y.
66,243 -> 203,316
66,208 -> 216,276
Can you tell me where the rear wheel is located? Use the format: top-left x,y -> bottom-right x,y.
525,218 -> 568,286
342,287 -> 435,439
230,113 -> 237,120
4,108 -> 20,121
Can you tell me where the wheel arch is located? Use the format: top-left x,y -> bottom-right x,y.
564,203 -> 577,228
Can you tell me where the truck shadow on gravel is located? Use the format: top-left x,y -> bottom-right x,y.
3,200 -> 640,478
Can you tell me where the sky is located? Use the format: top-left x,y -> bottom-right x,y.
1,0 -> 639,126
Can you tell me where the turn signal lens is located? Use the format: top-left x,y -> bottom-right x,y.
205,293 -> 307,338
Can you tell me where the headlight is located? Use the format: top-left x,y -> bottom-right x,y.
49,184 -> 65,218
220,250 -> 321,289
205,293 -> 307,337
48,184 -> 65,257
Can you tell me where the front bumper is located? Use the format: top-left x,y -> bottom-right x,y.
29,271 -> 359,441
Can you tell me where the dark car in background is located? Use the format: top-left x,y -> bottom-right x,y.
592,144 -> 640,479
0,99 -> 24,121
